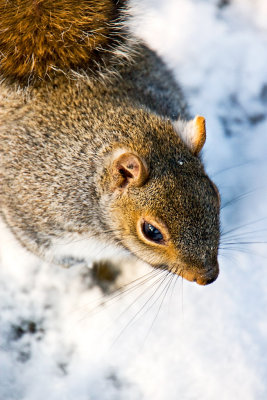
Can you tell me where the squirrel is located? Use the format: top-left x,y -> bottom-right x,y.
0,0 -> 220,286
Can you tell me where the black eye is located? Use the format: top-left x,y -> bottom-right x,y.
142,221 -> 164,243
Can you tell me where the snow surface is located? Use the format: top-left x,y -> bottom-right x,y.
1,0 -> 267,399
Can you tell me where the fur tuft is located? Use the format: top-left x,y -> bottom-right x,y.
0,0 -> 131,83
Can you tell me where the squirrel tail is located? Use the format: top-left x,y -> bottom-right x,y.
0,0 -> 131,83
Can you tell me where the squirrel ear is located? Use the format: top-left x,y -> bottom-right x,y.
174,115 -> 206,155
110,151 -> 149,190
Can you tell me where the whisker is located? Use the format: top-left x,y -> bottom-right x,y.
222,241 -> 267,245
143,272 -> 174,344
221,216 -> 267,237
220,228 -> 267,243
211,159 -> 256,178
219,247 -> 267,259
219,252 -> 243,267
220,187 -> 264,211
111,270 -> 170,345
181,277 -> 184,321
168,273 -> 178,316
74,268 -> 161,321
113,270 -> 169,326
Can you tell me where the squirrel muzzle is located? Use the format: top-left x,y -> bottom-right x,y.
171,259 -> 220,286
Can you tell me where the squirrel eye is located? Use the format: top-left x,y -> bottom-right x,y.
142,221 -> 164,243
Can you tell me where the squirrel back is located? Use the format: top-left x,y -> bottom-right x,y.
0,1 -> 221,286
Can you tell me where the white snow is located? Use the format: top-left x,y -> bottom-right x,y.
1,1 -> 267,399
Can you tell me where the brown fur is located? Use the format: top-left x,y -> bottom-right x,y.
0,0 -> 129,83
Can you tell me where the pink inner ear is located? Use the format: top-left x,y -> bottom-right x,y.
113,154 -> 139,189
116,156 -> 140,187
125,158 -> 140,177
117,165 -> 135,187
112,152 -> 148,190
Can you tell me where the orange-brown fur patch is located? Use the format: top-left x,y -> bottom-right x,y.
0,0 -> 126,81
193,115 -> 206,154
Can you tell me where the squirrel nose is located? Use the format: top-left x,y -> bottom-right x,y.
195,261 -> 219,285
176,259 -> 219,285
203,275 -> 217,285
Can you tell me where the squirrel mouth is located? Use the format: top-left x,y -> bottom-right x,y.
164,263 -> 219,286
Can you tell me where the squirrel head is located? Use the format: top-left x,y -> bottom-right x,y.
99,116 -> 220,286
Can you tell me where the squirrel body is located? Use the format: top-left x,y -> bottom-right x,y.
0,1 -> 220,285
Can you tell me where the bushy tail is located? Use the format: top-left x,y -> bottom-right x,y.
0,0 -> 130,84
